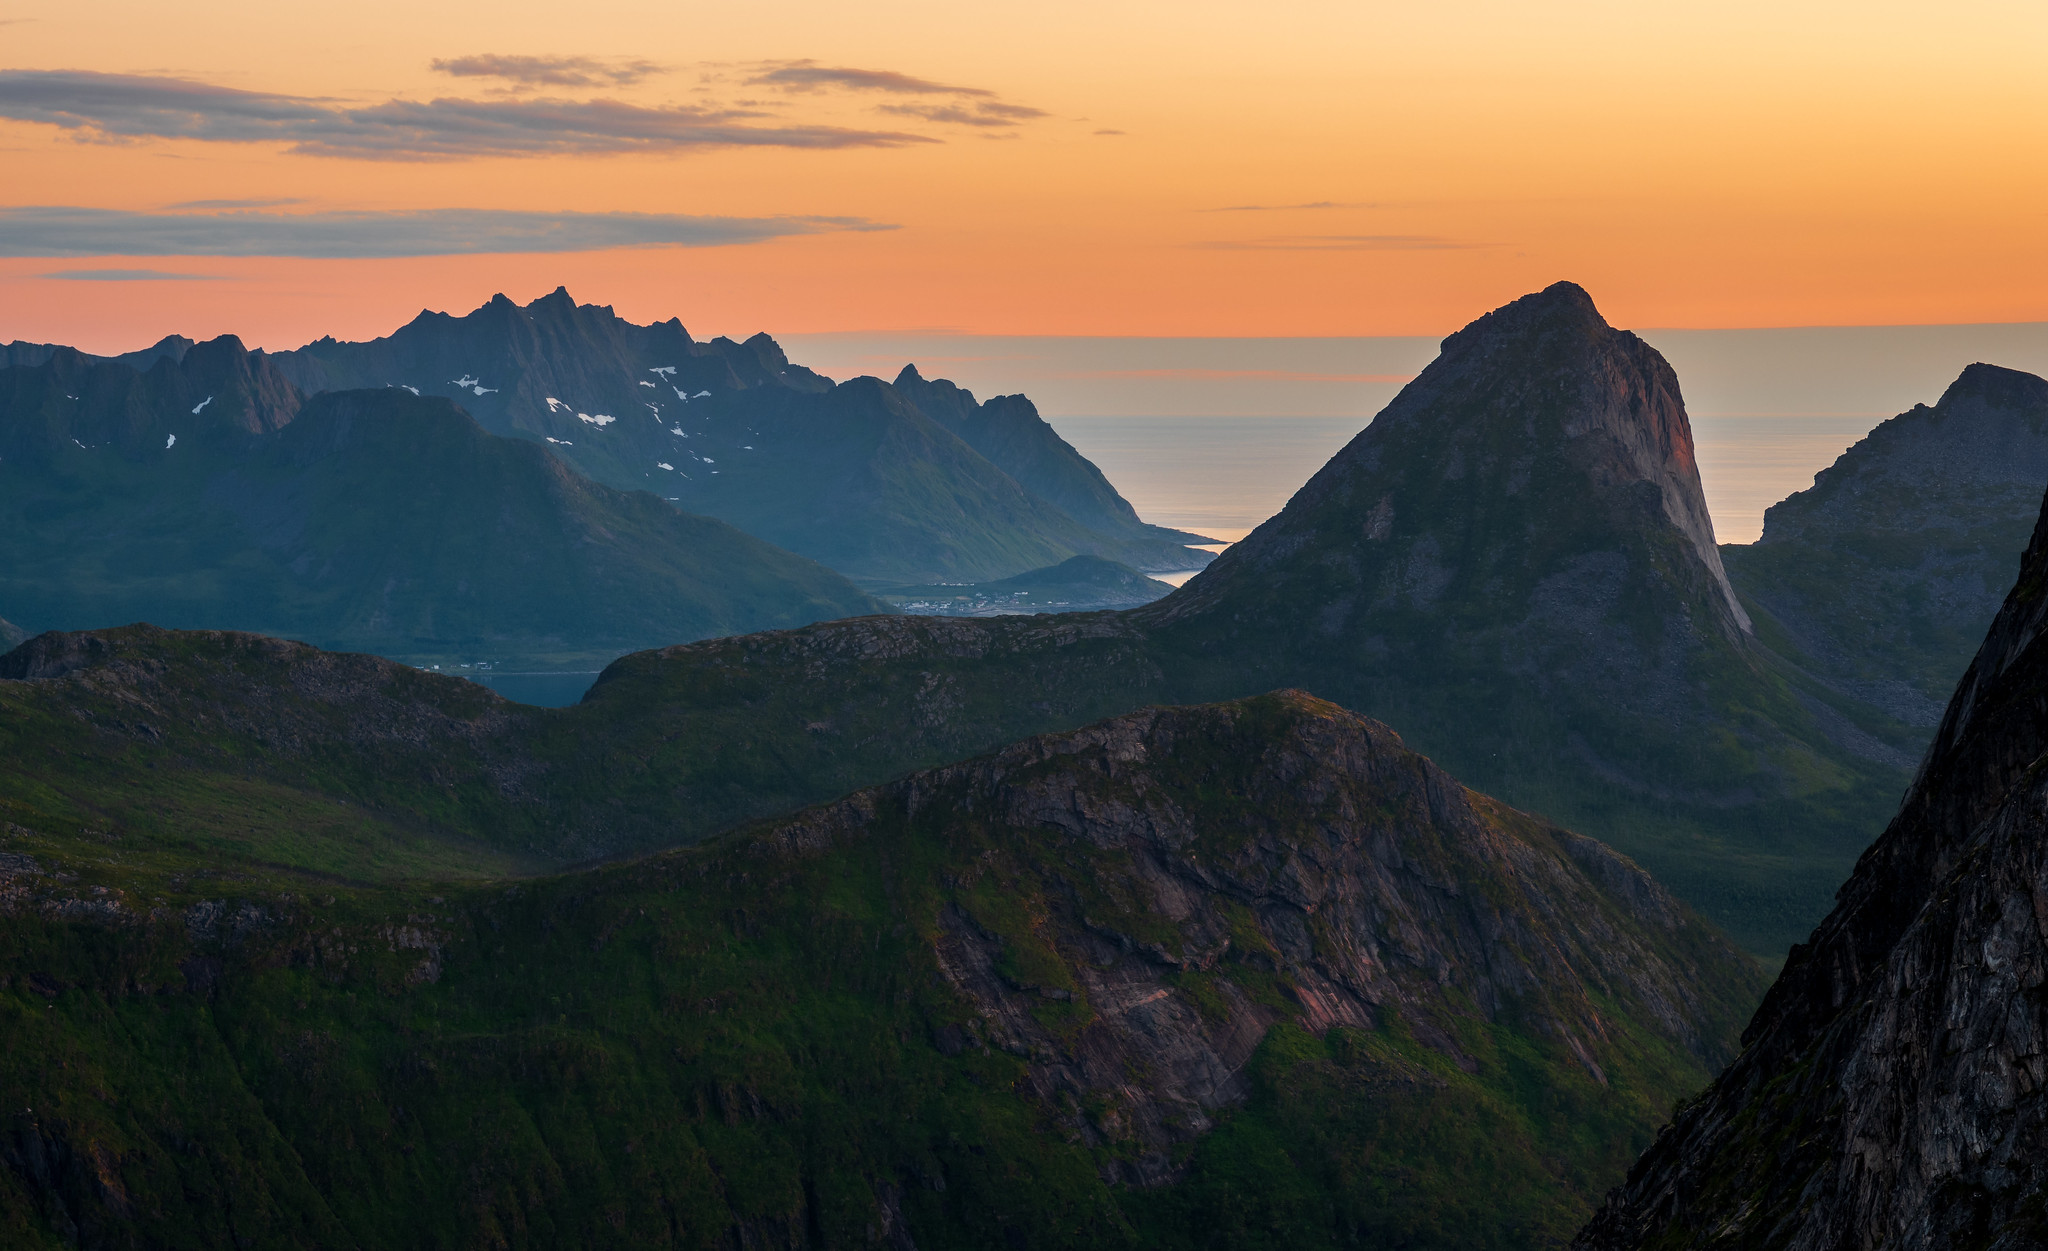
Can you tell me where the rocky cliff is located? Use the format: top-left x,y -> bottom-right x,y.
1575,473 -> 2048,1249
1726,363 -> 2048,728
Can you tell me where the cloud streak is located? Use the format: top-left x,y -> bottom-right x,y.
0,206 -> 893,258
0,70 -> 933,159
746,62 -> 992,96
1201,201 -> 1374,213
431,54 -> 664,88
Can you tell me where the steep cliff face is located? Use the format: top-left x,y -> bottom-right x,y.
1726,363 -> 2048,728
1576,484 -> 2048,1250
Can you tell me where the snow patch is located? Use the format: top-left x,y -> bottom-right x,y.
657,462 -> 674,471
693,390 -> 712,398
639,380 -> 656,388
165,433 -> 176,449
577,412 -> 615,427
650,366 -> 676,377
545,436 -> 576,446
191,396 -> 213,415
545,397 -> 564,412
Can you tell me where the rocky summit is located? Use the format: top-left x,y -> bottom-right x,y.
1726,362 -> 2048,729
1575,475 -> 2048,1250
0,633 -> 1762,1247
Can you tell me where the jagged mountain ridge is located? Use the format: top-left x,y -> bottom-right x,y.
1575,459 -> 2048,1250
268,288 -> 1213,584
0,627 -> 1763,1246
0,342 -> 883,664
1725,362 -> 2048,729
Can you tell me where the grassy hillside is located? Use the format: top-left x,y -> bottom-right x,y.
0,641 -> 1762,1248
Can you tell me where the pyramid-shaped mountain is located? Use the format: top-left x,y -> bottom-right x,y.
0,340 -> 882,664
1725,362 -> 2048,728
1576,467 -> 2048,1250
1136,282 -> 1912,949
271,289 -> 1212,584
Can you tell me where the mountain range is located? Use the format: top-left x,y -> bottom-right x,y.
265,289 -> 1214,585
505,283 -> 1948,956
9,278 -> 2048,1246
0,338 -> 882,667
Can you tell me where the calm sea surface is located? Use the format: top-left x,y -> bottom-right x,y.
1047,412 -> 1874,558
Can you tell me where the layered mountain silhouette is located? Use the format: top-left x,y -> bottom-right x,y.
267,289 -> 1213,584
0,625 -> 1762,1247
1726,362 -> 2048,729
1576,465 -> 2048,1250
0,340 -> 882,663
879,553 -> 1175,615
525,284 -> 1915,954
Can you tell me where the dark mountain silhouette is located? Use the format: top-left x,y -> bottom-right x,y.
1725,362 -> 2048,728
0,340 -> 883,665
268,289 -> 1213,584
1576,469 -> 2048,1251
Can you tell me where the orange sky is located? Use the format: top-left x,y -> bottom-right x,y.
1,0 -> 2045,351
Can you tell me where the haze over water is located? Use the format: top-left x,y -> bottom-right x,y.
790,322 -> 2048,548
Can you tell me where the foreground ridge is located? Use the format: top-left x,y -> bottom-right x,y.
1576,478 -> 2048,1248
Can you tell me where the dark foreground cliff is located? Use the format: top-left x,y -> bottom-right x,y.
1575,477 -> 2048,1248
0,644 -> 1763,1247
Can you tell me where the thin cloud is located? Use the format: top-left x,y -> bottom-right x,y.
431,55 -> 664,89
0,206 -> 895,258
0,70 -> 933,159
1192,235 -> 1476,251
1094,128 -> 1125,136
879,100 -> 1048,128
746,61 -> 992,96
39,267 -> 225,281
165,197 -> 304,209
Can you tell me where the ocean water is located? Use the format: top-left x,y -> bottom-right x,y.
1049,412 -> 1881,554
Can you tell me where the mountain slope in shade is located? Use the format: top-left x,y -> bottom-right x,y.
1725,362 -> 2048,728
891,363 -> 1213,545
0,638 -> 1763,1247
0,342 -> 884,664
269,289 -> 1212,583
1575,481 -> 2048,1251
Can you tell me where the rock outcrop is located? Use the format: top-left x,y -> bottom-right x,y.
1576,478 -> 2048,1249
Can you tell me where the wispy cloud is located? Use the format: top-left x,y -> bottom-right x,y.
38,267 -> 225,281
0,206 -> 894,258
744,60 -> 1047,130
165,197 -> 304,209
745,62 -> 992,96
878,100 -> 1049,128
431,54 -> 664,89
1192,235 -> 1475,251
0,69 -> 933,159
1067,368 -> 1415,383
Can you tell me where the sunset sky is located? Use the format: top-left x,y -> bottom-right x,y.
2,0 -> 2045,351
